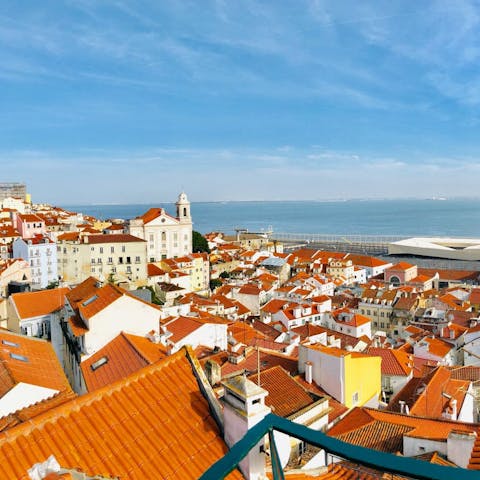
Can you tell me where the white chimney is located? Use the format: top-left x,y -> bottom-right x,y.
399,400 -> 405,414
451,399 -> 457,421
222,375 -> 271,480
305,361 -> 313,384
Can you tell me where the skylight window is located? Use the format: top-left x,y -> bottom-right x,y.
90,356 -> 108,371
82,295 -> 98,307
2,339 -> 19,348
10,353 -> 28,362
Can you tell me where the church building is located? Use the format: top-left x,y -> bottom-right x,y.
128,192 -> 193,261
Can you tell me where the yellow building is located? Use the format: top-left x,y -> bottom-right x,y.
57,233 -> 148,287
160,252 -> 210,294
299,343 -> 381,409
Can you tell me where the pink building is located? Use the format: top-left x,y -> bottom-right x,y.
14,213 -> 46,239
385,262 -> 417,285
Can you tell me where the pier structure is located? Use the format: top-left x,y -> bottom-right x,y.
271,232 -> 408,255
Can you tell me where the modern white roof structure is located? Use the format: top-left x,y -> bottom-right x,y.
388,237 -> 480,261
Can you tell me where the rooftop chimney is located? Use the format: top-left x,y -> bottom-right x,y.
222,375 -> 271,479
305,361 -> 313,384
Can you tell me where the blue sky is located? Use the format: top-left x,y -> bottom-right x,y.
1,0 -> 480,203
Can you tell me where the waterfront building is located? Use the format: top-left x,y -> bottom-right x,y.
129,192 -> 193,261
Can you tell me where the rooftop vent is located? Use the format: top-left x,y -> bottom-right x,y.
90,356 -> 108,371
82,294 -> 98,307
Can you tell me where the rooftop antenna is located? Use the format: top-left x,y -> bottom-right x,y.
257,344 -> 261,387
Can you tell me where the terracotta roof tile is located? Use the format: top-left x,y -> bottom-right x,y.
366,347 -> 413,377
0,347 -> 242,480
248,366 -> 315,417
328,407 -> 476,449
81,332 -> 167,391
388,366 -> 470,419
0,331 -> 72,398
11,288 -> 69,319
221,349 -> 298,378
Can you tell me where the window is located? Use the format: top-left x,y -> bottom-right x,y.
91,246 -> 94,251
110,246 -> 115,253
90,356 -> 108,371
126,256 -> 131,264
100,247 -> 103,253
97,258 -> 102,264
108,257 -> 113,264
126,266 -> 132,273
2,339 -> 19,348
119,257 -> 123,264
352,392 -> 359,404
298,441 -> 307,456
10,353 -> 28,362
91,259 -> 95,264
135,256 -> 140,263
122,246 -> 126,252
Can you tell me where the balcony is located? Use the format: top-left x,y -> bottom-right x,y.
199,413 -> 478,480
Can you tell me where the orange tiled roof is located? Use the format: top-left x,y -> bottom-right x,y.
77,283 -> 124,319
0,331 -> 72,397
11,288 -> 69,319
147,263 -> 167,276
228,321 -> 266,345
366,347 -> 413,377
389,262 -> 415,271
328,407 -> 476,454
388,366 -> 470,419
86,234 -> 146,244
0,347 -> 242,480
136,207 -> 178,225
248,366 -> 315,418
221,349 -> 298,378
164,316 -> 205,343
81,332 -> 167,391
261,299 -> 288,314
66,277 -> 99,308
268,461 -> 406,479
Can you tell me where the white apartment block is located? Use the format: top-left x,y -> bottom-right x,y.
13,236 -> 57,289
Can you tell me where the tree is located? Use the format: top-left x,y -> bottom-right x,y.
192,230 -> 210,253
210,278 -> 222,291
219,271 -> 231,279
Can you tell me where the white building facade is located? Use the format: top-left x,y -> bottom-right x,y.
129,192 -> 193,261
13,236 -> 58,289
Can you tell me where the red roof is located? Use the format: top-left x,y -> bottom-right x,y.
366,347 -> 413,377
11,288 -> 69,319
81,332 -> 167,391
0,347 -> 242,480
248,366 -> 315,417
85,234 -> 146,244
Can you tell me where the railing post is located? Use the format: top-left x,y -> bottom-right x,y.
268,429 -> 285,480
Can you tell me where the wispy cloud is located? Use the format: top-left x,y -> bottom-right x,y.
1,146 -> 479,203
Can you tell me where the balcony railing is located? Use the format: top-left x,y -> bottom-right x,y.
199,413 -> 478,480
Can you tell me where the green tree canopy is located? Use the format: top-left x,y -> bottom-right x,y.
192,230 -> 210,253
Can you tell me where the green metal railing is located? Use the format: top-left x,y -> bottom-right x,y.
199,413 -> 479,480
